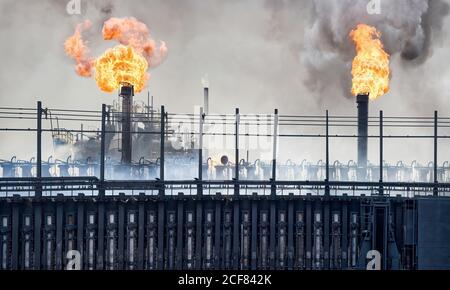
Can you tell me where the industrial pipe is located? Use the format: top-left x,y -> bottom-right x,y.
120,83 -> 134,164
357,94 -> 369,181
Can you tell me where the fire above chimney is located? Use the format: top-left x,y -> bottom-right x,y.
120,83 -> 134,164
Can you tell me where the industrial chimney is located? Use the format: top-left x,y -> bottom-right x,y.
120,83 -> 134,164
204,87 -> 209,115
357,94 -> 369,180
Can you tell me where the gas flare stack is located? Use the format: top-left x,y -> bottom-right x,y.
120,82 -> 134,164
357,93 -> 369,181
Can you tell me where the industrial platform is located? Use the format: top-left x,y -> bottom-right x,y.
1,89 -> 450,270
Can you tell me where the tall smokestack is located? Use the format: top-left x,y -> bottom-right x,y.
202,75 -> 209,115
120,83 -> 134,164
204,87 -> 209,115
357,94 -> 369,180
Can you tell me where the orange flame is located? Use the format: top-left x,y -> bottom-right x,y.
94,45 -> 148,93
64,17 -> 167,93
350,24 -> 390,100
102,17 -> 168,67
64,20 -> 94,77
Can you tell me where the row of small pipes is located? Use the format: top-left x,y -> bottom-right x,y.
2,156 -> 450,183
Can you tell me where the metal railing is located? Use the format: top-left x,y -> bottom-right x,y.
1,102 -> 450,198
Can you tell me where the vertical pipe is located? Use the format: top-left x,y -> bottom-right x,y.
195,203 -> 203,269
232,202 -> 240,269
97,203 -> 105,270
342,203 -> 348,269
287,200 -> 294,269
100,104 -> 106,197
235,108 -> 240,181
234,108 -> 240,196
323,202 -> 330,269
379,111 -> 384,196
36,101 -> 42,197
214,200 -> 221,269
326,110 -> 329,180
383,205 -> 388,270
379,111 -> 383,182
120,87 -> 133,164
157,202 -> 164,269
305,201 -> 312,269
77,203 -> 84,269
176,199 -> 184,270
160,106 -> 165,196
251,200 -> 258,270
434,111 -> 438,196
33,203 -> 42,270
123,86 -> 133,161
33,205 -> 42,269
118,203 -> 125,270
269,203 -> 276,269
147,92 -> 150,118
198,107 -> 204,196
325,110 -> 330,196
11,203 -> 19,270
98,104 -> 107,271
272,109 -> 279,196
204,87 -> 209,115
151,96 -> 154,122
55,203 -> 63,270
137,201 -> 145,270
357,94 -> 369,181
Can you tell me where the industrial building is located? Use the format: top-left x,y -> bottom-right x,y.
1,84 -> 450,270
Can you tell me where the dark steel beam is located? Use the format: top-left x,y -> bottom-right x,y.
120,85 -> 134,164
204,87 -> 209,115
232,201 -> 240,269
324,202 -> 330,269
325,110 -> 330,196
11,203 -> 19,270
342,202 -> 348,269
33,204 -> 42,269
235,108 -> 240,196
198,108 -> 204,196
157,202 -> 164,269
176,199 -> 184,270
357,94 -> 369,181
77,202 -> 84,267
269,202 -> 276,269
160,106 -> 165,197
306,201 -> 312,269
55,202 -> 63,270
380,110 -> 384,195
195,202 -> 203,269
6,177 -> 450,194
100,104 -> 106,196
137,201 -> 145,270
271,109 -> 279,197
251,199 -> 258,270
96,202 -> 105,270
118,202 -> 125,269
434,111 -> 438,196
36,102 -> 42,198
214,199 -> 221,269
287,199 -> 294,269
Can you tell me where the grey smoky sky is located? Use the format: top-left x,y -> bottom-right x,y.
1,0 -> 450,164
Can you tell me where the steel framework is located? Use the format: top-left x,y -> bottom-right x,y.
1,102 -> 450,270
